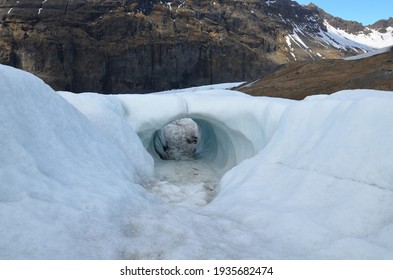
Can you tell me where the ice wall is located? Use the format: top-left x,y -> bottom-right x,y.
59,92 -> 155,184
0,65 -> 154,259
206,90 -> 393,259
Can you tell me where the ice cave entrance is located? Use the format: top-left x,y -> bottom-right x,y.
151,117 -> 234,171
144,112 -> 258,208
149,118 -> 222,208
153,118 -> 199,161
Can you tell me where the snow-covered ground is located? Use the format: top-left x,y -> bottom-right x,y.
1,65 -> 393,259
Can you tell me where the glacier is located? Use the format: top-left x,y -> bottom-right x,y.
1,64 -> 393,259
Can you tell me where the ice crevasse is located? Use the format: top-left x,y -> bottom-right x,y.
1,64 -> 393,259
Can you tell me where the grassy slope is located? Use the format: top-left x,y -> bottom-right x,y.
239,47 -> 393,100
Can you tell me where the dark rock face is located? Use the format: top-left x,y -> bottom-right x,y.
0,0 -> 281,93
307,3 -> 365,33
0,0 -> 391,93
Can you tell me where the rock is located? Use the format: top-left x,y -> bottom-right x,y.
0,0 -> 392,93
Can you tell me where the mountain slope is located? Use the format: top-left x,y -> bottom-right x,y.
239,46 -> 393,99
282,4 -> 393,61
0,0 -> 392,93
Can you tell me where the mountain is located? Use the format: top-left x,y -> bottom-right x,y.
0,0 -> 392,93
239,46 -> 393,99
282,4 -> 393,60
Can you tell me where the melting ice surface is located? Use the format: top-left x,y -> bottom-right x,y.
1,64 -> 393,259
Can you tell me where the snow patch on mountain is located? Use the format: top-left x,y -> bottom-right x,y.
322,21 -> 393,50
284,18 -> 393,60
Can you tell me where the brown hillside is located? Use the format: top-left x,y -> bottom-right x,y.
239,47 -> 393,100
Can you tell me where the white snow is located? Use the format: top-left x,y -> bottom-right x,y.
324,22 -> 393,50
316,52 -> 324,58
345,45 -> 392,60
211,90 -> 393,259
0,65 -> 155,259
286,28 -> 315,59
152,81 -> 244,94
1,65 -> 393,259
285,35 -> 297,60
266,0 -> 276,6
166,2 -> 173,11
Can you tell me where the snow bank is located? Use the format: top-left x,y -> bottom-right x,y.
0,65 -> 154,259
209,90 -> 393,259
59,91 -> 155,183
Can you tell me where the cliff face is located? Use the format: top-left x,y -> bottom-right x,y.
0,0 -> 278,92
0,0 -> 392,93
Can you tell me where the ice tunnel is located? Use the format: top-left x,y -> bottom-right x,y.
151,117 -> 240,171
116,92 -> 290,173
152,118 -> 199,161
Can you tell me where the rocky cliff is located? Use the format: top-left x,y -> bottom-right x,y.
0,0 -> 392,93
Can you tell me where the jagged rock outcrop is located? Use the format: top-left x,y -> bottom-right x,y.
371,18 -> 393,30
0,0 -> 392,93
307,3 -> 365,33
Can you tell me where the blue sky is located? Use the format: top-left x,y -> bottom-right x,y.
295,0 -> 393,25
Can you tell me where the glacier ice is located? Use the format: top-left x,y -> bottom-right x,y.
1,64 -> 393,259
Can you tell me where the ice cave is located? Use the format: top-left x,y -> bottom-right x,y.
152,118 -> 199,161
116,91 -> 286,175
151,117 -> 239,172
114,91 -> 289,208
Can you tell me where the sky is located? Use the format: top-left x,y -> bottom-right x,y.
295,0 -> 393,25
